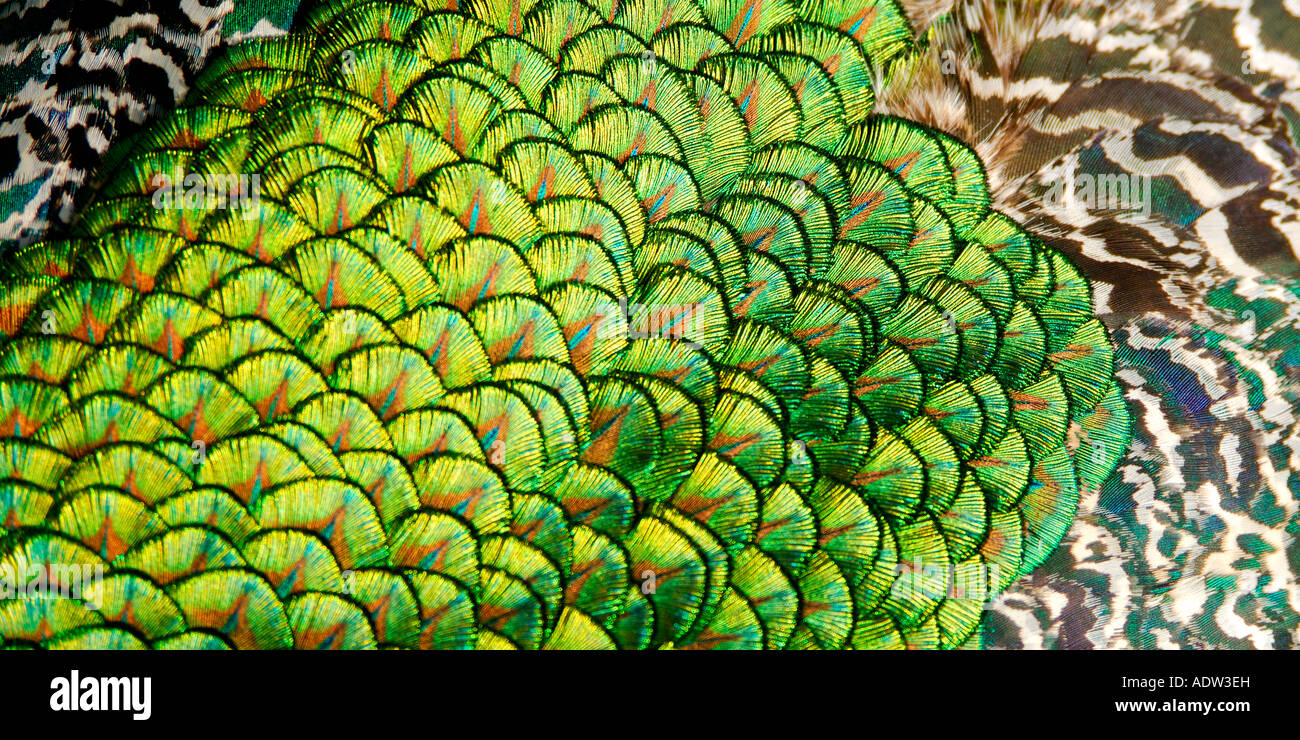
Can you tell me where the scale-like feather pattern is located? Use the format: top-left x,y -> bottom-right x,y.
0,0 -> 1127,649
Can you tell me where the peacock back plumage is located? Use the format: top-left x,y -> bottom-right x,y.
0,0 -> 1128,649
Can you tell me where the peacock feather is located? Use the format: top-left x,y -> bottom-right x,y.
0,0 -> 1128,649
881,0 -> 1300,650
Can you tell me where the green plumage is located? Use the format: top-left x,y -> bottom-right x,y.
0,0 -> 1128,649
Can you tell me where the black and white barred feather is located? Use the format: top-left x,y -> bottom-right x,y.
894,0 -> 1300,649
0,0 -> 246,250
